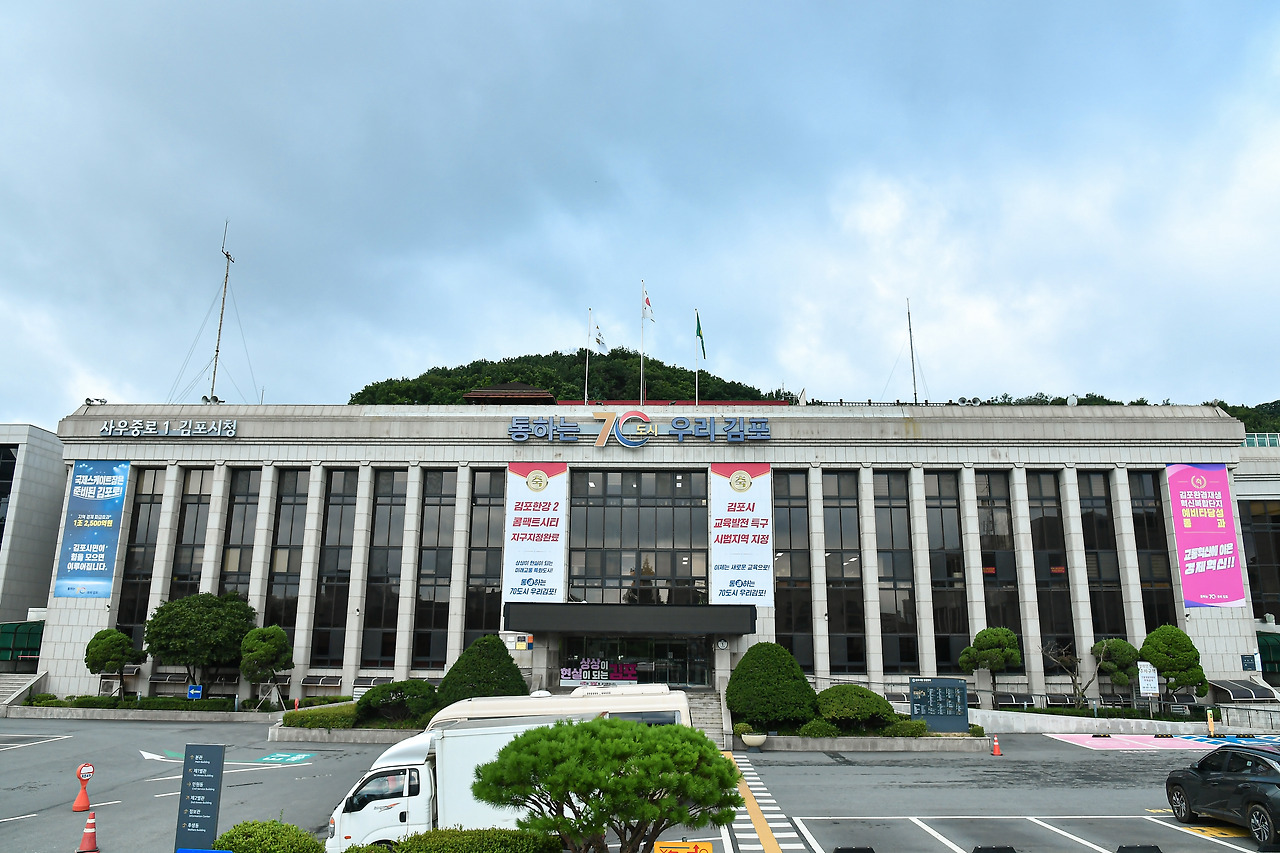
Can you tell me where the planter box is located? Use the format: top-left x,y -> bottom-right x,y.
732,734 -> 991,752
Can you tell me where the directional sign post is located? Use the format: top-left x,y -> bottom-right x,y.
174,743 -> 225,853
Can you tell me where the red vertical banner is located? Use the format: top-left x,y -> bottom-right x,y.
502,463 -> 569,608
708,463 -> 773,606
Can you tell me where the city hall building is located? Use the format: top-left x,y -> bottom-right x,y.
34,400 -> 1276,703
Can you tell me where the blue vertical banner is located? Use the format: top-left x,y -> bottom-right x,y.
52,460 -> 130,598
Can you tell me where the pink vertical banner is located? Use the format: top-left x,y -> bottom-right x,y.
1166,463 -> 1245,608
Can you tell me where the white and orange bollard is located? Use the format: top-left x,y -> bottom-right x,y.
991,735 -> 1003,756
72,763 -> 94,812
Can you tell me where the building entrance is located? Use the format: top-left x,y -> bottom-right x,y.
560,636 -> 711,688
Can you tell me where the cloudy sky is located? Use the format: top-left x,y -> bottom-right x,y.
3,3 -> 1279,431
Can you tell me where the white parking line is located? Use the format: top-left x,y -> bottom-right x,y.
909,817 -> 966,853
0,814 -> 37,824
1026,817 -> 1110,852
0,735 -> 72,752
1143,816 -> 1254,852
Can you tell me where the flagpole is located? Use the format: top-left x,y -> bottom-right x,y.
640,280 -> 646,406
585,307 -> 592,404
694,308 -> 699,407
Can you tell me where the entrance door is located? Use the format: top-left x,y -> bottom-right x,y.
561,636 -> 711,688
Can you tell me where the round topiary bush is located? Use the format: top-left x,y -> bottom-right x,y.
356,679 -> 438,723
437,635 -> 529,708
816,684 -> 896,731
798,718 -> 841,738
212,819 -> 324,853
725,642 -> 817,730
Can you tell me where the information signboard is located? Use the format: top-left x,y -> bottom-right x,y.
1138,661 -> 1159,698
174,743 -> 225,852
708,463 -> 773,606
908,677 -> 969,733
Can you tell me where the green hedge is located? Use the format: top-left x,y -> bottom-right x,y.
798,719 -> 841,738
212,819 -> 323,853
282,702 -> 358,729
725,642 -> 817,729
816,684 -> 895,731
1011,705 -> 1221,722
881,719 -> 928,737
71,695 -> 119,709
394,828 -> 562,853
357,680 -> 437,724
298,695 -> 353,709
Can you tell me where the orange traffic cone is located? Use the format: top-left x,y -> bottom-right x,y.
991,735 -> 1002,756
76,812 -> 99,852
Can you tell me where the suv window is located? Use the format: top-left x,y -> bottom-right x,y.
1198,751 -> 1229,773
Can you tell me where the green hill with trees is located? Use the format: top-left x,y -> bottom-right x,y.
348,352 -> 1280,433
349,349 -> 781,405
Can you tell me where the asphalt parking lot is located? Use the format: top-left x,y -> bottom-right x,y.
0,718 -> 388,852
0,722 -> 1267,853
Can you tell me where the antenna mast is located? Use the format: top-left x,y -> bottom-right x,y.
210,221 -> 234,402
907,298 -> 918,404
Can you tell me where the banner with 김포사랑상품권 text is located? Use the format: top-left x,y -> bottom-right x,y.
53,460 -> 130,598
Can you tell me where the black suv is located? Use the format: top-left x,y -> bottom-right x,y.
1166,744 -> 1280,845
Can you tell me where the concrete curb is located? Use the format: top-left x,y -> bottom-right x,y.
268,723 -> 419,744
735,735 -> 992,752
2,705 -> 284,723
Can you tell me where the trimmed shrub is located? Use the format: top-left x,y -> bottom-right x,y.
816,684 -> 895,731
436,635 -> 529,708
25,692 -> 56,706
299,694 -> 352,708
71,696 -> 119,709
881,719 -> 928,738
35,697 -> 69,707
283,703 -> 358,729
357,679 -> 438,723
212,819 -> 324,853
394,827 -> 567,853
725,642 -> 817,730
969,724 -> 985,737
732,721 -> 754,738
798,718 -> 841,738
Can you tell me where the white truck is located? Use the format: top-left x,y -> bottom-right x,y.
325,717 -> 548,851
325,686 -> 692,851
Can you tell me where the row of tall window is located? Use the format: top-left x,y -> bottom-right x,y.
114,467 -> 458,669
0,445 -> 17,550
111,465 -> 1181,676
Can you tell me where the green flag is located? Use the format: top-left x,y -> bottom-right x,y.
696,310 -> 706,359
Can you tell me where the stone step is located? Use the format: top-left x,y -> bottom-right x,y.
684,689 -> 726,747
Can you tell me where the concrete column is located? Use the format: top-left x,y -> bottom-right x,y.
342,464 -> 376,690
289,464 -> 328,695
1010,466 -> 1046,696
858,465 -> 883,688
1060,467 -> 1098,693
145,465 -> 183,614
246,465 -> 276,626
959,466 -> 986,636
1111,467 -> 1147,643
445,465 -> 472,669
808,465 -> 831,682
395,466 -> 424,679
199,464 -> 231,594
909,466 -> 936,675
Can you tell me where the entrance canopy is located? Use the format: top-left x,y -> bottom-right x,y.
505,603 -> 755,636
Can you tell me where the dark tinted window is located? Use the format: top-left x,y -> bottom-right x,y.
1199,751 -> 1229,773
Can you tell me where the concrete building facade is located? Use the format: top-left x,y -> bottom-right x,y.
35,402 -> 1272,701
